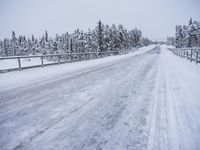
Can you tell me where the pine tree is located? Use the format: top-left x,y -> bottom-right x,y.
175,25 -> 183,48
175,18 -> 200,48
45,30 -> 48,42
97,20 -> 104,54
11,31 -> 17,55
70,38 -> 73,53
103,25 -> 111,53
189,17 -> 193,25
31,34 -> 35,42
3,39 -> 8,56
111,24 -> 120,54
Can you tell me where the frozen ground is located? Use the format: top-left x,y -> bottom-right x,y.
0,45 -> 200,150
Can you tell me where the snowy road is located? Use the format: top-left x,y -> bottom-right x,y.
0,45 -> 200,150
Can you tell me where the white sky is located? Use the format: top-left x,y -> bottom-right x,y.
0,0 -> 200,41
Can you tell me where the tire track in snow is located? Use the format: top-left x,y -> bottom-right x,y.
147,50 -> 170,150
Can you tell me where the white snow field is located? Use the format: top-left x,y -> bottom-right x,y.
0,45 -> 200,150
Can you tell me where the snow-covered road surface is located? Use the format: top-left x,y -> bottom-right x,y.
0,45 -> 200,150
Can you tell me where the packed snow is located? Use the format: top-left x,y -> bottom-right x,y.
0,45 -> 200,150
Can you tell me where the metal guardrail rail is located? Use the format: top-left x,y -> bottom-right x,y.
168,47 -> 200,64
0,50 -> 133,73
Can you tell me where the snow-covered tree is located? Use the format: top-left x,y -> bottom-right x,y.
96,20 -> 104,54
175,18 -> 200,48
0,21 -> 150,57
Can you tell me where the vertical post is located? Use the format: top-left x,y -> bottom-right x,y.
196,51 -> 199,64
58,55 -> 61,64
183,50 -> 185,58
191,49 -> 193,62
18,57 -> 21,71
41,56 -> 44,67
186,51 -> 188,59
70,53 -> 73,62
64,55 -> 67,63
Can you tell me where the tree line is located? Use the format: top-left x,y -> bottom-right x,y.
0,21 -> 151,57
175,18 -> 200,48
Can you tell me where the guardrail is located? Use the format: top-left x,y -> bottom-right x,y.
0,50 -> 133,73
168,47 -> 200,64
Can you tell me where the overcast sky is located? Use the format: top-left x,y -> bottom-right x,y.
0,0 -> 200,41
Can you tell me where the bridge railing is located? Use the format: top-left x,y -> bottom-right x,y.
168,47 -> 200,64
0,50 -> 133,73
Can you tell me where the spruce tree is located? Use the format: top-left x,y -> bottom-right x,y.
97,20 -> 104,54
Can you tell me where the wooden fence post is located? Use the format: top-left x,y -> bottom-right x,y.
70,53 -> 72,62
41,56 -> 44,67
58,55 -> 61,64
64,55 -> 67,63
18,57 -> 22,71
71,53 -> 73,62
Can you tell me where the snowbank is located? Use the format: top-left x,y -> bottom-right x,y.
0,45 -> 156,91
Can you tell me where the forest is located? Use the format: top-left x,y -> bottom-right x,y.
0,21 -> 151,57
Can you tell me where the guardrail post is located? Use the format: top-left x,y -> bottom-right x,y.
70,53 -> 73,62
183,50 -> 185,58
41,56 -> 44,67
64,55 -> 67,63
18,57 -> 22,71
58,55 -> 61,64
169,48 -> 200,64
186,51 -> 188,59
